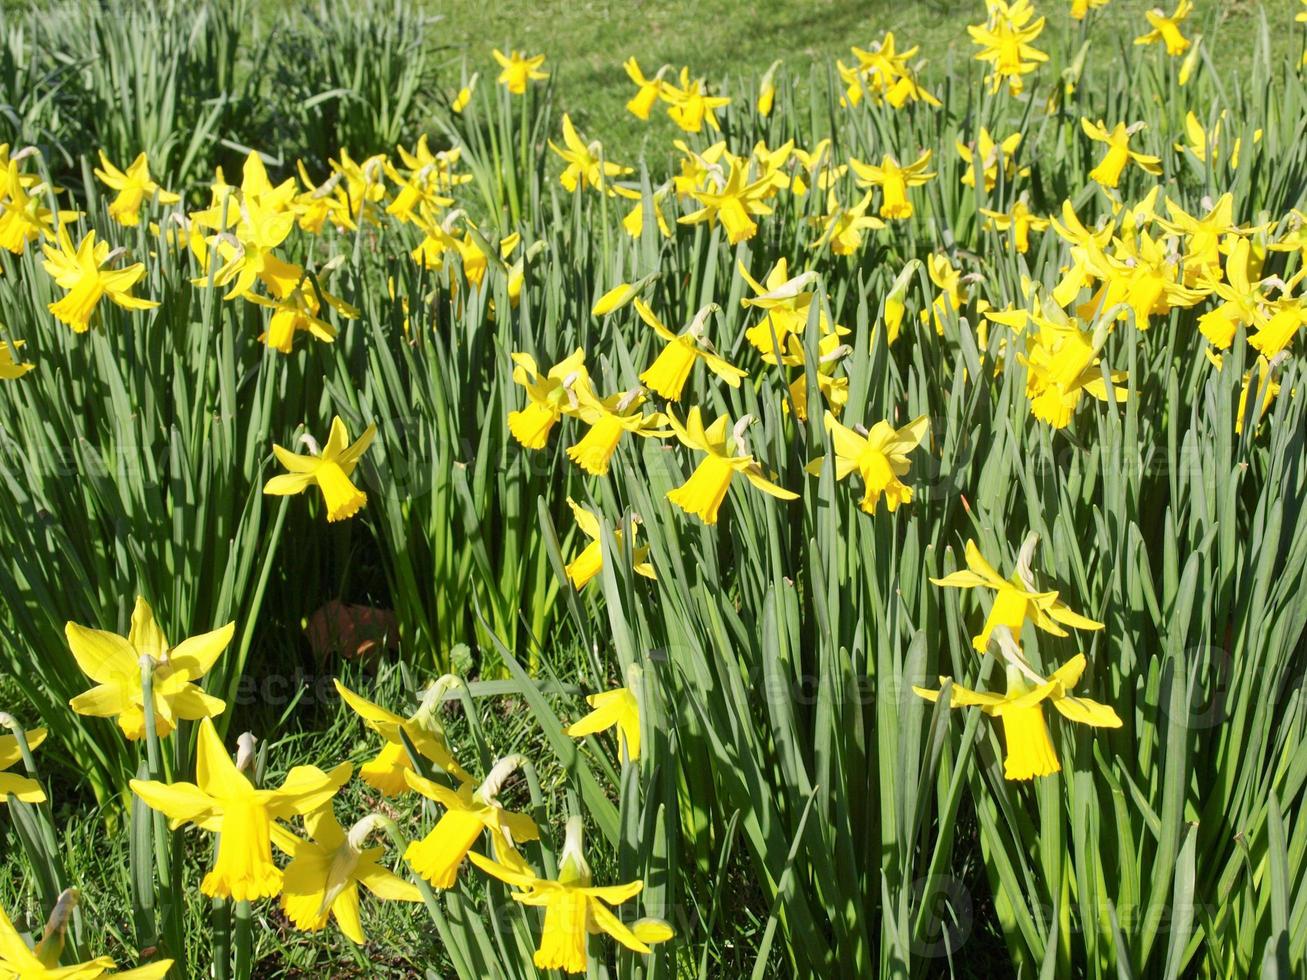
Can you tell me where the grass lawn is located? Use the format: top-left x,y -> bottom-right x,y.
428,0 -> 1305,158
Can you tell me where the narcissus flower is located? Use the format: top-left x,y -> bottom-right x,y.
451,73 -> 478,113
836,33 -> 941,109
666,408 -> 797,524
810,190 -> 884,255
662,67 -> 731,133
636,301 -> 745,400
41,229 -> 158,332
957,128 -> 1027,192
564,499 -> 655,589
0,890 -> 173,978
914,632 -> 1121,780
931,535 -> 1104,652
738,259 -> 832,363
66,595 -> 232,739
247,278 -> 358,354
0,339 -> 33,380
278,810 -> 420,942
94,151 -> 179,227
757,60 -> 781,116
566,388 -> 670,476
404,756 -> 540,889
131,717 -> 351,900
334,676 -> 471,795
264,417 -> 377,522
1070,0 -> 1111,20
567,667 -> 643,761
980,199 -> 1048,254
508,349 -> 591,448
1080,119 -> 1162,189
0,723 -> 46,803
550,114 -> 634,193
469,815 -> 673,974
1134,0 -> 1193,56
849,151 -> 935,220
968,0 -> 1049,96
1019,309 -> 1128,428
622,58 -> 667,119
807,411 -> 929,514
678,158 -> 774,244
492,49 -> 548,94
0,161 -> 79,254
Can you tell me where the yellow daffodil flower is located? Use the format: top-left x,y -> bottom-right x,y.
404,756 -> 540,889
334,677 -> 470,795
493,49 -> 548,94
1134,0 -> 1193,56
1080,119 -> 1162,188
566,387 -> 670,476
980,199 -> 1048,254
0,723 -> 46,803
131,717 -> 351,900
564,499 -> 655,589
469,816 -> 672,974
957,128 -> 1028,192
550,114 -> 634,193
1070,0 -> 1111,20
40,228 -> 158,332
665,408 -> 797,525
0,890 -> 172,978
738,258 -> 847,364
0,162 -> 79,254
810,190 -> 884,255
451,73 -> 478,113
931,535 -> 1104,652
807,411 -> 929,514
568,667 -> 642,761
1235,355 -> 1283,435
508,348 -> 591,448
93,151 -> 179,227
678,157 -> 774,244
881,259 -> 922,344
1196,236 -> 1265,349
757,60 -> 782,116
662,67 -> 730,133
66,595 -> 232,740
622,58 -> 667,119
836,33 -> 940,109
786,333 -> 852,421
636,301 -> 745,400
1019,307 -> 1128,428
0,339 -> 33,380
278,809 -> 420,942
914,633 -> 1121,780
968,0 -> 1049,96
849,150 -> 935,220
246,278 -> 358,354
263,416 -> 377,522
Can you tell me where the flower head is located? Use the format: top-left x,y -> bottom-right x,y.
493,49 -> 548,94
1134,0 -> 1193,56
849,150 -> 935,220
94,151 -> 179,227
0,722 -> 46,804
636,302 -> 745,400
41,229 -> 158,332
131,717 -> 352,900
567,666 -> 643,761
807,411 -> 929,514
665,408 -> 797,525
66,596 -> 232,739
564,499 -> 655,589
264,417 -> 376,522
469,816 -> 672,974
508,349 -> 592,449
0,889 -> 172,978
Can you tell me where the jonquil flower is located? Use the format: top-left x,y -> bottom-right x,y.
264,416 -> 377,522
0,339 -> 33,380
41,228 -> 158,332
567,666 -> 642,761
931,535 -> 1104,652
508,349 -> 592,449
550,114 -> 633,193
404,756 -> 540,889
93,151 -> 179,227
66,595 -> 233,739
247,279 -> 358,354
636,301 -> 746,400
278,809 -> 420,943
807,411 -> 929,515
469,815 -> 673,974
849,150 -> 935,220
1080,119 -> 1162,189
666,408 -> 797,525
564,499 -> 655,589
914,629 -> 1121,780
968,0 -> 1049,96
0,722 -> 46,803
131,717 -> 351,901
1134,0 -> 1193,56
334,676 -> 471,795
566,387 -> 671,476
0,889 -> 172,978
492,49 -> 548,95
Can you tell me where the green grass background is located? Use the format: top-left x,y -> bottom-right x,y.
427,0 -> 1305,158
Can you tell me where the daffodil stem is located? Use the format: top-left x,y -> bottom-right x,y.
233,900 -> 253,979
139,661 -> 184,978
212,897 -> 231,980
379,821 -> 475,978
